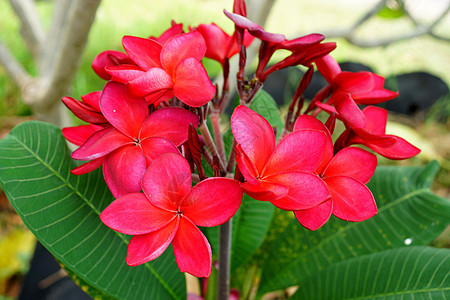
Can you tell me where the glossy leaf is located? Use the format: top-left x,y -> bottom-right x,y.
291,246 -> 450,299
249,89 -> 284,139
0,121 -> 186,299
257,161 -> 450,294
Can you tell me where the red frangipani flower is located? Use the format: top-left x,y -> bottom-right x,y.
106,31 -> 216,107
100,153 -> 242,277
224,9 -> 335,82
231,105 -> 331,211
71,81 -> 199,197
312,54 -> 399,128
293,115 -> 378,230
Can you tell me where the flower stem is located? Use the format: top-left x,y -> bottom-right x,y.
209,109 -> 226,164
218,218 -> 232,300
198,122 -> 227,172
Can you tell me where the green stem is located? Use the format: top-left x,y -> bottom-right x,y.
218,218 -> 232,300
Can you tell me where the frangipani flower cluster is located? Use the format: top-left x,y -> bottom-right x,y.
62,0 -> 419,279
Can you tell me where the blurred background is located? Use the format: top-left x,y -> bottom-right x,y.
0,0 -> 449,298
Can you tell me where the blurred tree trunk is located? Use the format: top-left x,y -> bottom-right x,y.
0,0 -> 101,127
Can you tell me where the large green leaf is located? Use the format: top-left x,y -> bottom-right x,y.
258,162 -> 450,295
291,246 -> 450,299
0,121 -> 186,299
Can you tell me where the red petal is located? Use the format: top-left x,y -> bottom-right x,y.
142,153 -> 191,211
326,176 -> 377,222
152,22 -> 184,44
127,68 -> 173,98
294,200 -> 332,231
126,218 -> 179,266
71,127 -> 132,161
70,157 -> 104,175
281,34 -> 325,50
105,64 -> 145,84
161,31 -> 206,77
144,89 -> 175,106
173,58 -> 215,107
197,23 -> 230,62
140,137 -> 180,166
324,147 -> 377,184
362,106 -> 388,135
231,105 -> 275,174
224,10 -> 285,42
263,130 -> 327,175
61,96 -> 106,124
361,136 -> 421,160
354,89 -> 399,104
266,172 -> 331,210
315,54 -> 341,82
62,125 -> 100,146
172,217 -> 212,277
181,178 -> 242,226
80,91 -> 102,111
241,180 -> 288,202
103,144 -> 147,198
122,35 -> 162,70
234,144 -> 259,185
92,50 -> 133,80
100,193 -> 175,235
334,71 -> 374,95
139,107 -> 199,146
333,93 -> 367,129
293,115 -> 333,174
100,81 -> 149,139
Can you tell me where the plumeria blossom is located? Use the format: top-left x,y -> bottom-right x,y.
71,81 -> 199,197
105,31 -> 216,107
224,9 -> 336,82
311,54 -> 399,128
293,115 -> 378,230
100,153 -> 242,277
231,105 -> 331,211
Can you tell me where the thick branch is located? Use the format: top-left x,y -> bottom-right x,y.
0,39 -> 33,89
28,0 -> 101,110
314,0 -> 450,48
8,0 -> 45,58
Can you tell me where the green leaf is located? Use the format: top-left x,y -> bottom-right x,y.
291,246 -> 450,299
0,121 -> 186,299
250,89 -> 284,139
377,4 -> 406,19
257,162 -> 450,295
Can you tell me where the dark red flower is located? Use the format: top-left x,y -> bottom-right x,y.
106,31 -> 216,107
100,153 -> 242,277
71,82 -> 199,197
231,105 -> 330,211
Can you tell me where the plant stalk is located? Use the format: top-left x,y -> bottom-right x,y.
218,218 -> 232,300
